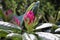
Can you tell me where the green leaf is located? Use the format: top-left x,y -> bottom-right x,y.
32,1 -> 40,15
55,28 -> 60,33
0,9 -> 4,20
22,33 -> 37,40
35,32 -> 59,40
0,21 -> 22,33
56,11 -> 60,22
35,23 -> 53,30
54,34 -> 60,38
48,16 -> 56,23
26,2 -> 35,13
0,29 -> 9,37
51,25 -> 58,33
6,33 -> 22,40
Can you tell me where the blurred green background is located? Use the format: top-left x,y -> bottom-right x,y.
0,0 -> 60,24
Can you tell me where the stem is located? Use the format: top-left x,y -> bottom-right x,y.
14,8 -> 16,15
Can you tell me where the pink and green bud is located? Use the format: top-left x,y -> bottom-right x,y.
24,10 -> 35,24
13,16 -> 20,26
5,9 -> 13,16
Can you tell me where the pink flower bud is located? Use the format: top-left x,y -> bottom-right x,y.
24,10 -> 35,24
13,16 -> 20,26
5,9 -> 13,16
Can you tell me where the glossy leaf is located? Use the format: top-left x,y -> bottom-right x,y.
35,32 -> 59,40
0,21 -> 22,33
35,23 -> 53,30
26,2 -> 35,13
32,1 -> 40,15
0,29 -> 9,37
54,34 -> 60,38
22,33 -> 37,40
0,9 -> 4,21
55,28 -> 60,33
6,33 -> 22,40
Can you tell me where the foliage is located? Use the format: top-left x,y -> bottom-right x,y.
0,0 -> 60,40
